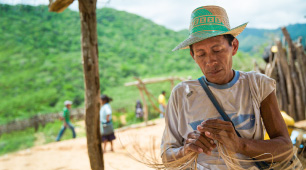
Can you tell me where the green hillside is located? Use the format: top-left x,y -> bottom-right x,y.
238,24 -> 306,52
0,4 -> 195,124
0,4 -> 266,125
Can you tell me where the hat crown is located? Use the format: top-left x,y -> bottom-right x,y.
172,5 -> 247,51
189,6 -> 230,36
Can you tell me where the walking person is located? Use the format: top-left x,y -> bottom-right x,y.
100,95 -> 116,152
56,100 -> 76,141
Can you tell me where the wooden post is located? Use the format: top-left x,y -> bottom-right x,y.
170,79 -> 174,90
137,86 -> 148,125
276,40 -> 296,120
276,57 -> 289,114
296,45 -> 306,106
78,0 -> 104,169
281,28 -> 305,120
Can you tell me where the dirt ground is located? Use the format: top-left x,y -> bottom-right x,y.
2,118 -> 306,170
0,119 -> 165,170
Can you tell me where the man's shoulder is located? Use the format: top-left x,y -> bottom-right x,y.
173,79 -> 199,90
171,79 -> 201,98
241,71 -> 273,81
63,107 -> 69,113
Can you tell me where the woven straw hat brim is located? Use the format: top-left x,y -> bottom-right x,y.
172,22 -> 248,51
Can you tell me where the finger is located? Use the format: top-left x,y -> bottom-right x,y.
203,119 -> 229,125
201,120 -> 233,130
187,131 -> 201,140
198,134 -> 217,150
186,137 -> 215,155
205,131 -> 227,144
202,127 -> 231,139
185,142 -> 204,154
198,126 -> 224,135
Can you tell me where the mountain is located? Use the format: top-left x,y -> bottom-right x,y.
0,4 -> 193,124
178,24 -> 306,52
238,24 -> 306,52
0,4 -> 305,124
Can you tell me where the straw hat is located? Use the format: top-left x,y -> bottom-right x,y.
64,100 -> 73,106
173,5 -> 248,51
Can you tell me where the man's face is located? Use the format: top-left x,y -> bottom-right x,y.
190,35 -> 239,84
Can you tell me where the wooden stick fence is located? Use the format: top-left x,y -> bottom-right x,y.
125,76 -> 188,125
264,27 -> 306,121
0,108 -> 85,135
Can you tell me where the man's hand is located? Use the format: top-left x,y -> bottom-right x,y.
64,122 -> 68,127
198,119 -> 243,153
182,130 -> 217,156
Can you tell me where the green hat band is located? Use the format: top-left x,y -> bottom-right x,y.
189,7 -> 230,36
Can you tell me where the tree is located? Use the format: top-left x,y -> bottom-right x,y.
49,0 -> 104,169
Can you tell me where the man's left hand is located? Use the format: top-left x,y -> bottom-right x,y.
197,119 -> 243,153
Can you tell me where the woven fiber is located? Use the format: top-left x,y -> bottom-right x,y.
173,5 -> 247,51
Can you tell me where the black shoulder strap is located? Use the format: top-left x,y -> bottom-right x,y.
198,76 -> 241,137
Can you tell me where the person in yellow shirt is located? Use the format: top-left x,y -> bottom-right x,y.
158,91 -> 166,118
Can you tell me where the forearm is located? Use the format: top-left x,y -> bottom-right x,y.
238,136 -> 292,162
106,115 -> 110,122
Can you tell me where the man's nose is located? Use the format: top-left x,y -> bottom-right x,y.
205,55 -> 218,67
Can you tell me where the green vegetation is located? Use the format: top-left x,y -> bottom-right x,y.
0,112 -> 158,156
0,119 -> 86,155
0,128 -> 36,155
1,4 -> 305,125
0,4 -> 305,155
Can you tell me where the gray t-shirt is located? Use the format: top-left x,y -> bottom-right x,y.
161,71 -> 276,170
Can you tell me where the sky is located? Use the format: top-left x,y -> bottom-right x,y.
1,0 -> 306,31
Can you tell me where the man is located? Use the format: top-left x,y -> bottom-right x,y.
158,91 -> 166,118
161,5 -> 300,169
56,100 -> 76,141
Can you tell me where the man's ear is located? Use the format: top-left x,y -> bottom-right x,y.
232,38 -> 239,56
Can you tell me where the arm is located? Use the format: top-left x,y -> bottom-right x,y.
106,115 -> 110,122
63,109 -> 68,126
199,91 -> 292,162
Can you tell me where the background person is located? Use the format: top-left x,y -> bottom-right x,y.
158,91 -> 166,118
135,100 -> 144,118
56,100 -> 76,141
100,94 -> 116,152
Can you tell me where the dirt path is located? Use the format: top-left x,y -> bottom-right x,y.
0,119 -> 165,170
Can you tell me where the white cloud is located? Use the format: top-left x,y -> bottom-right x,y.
1,0 -> 305,31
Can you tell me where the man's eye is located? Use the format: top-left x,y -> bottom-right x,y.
214,50 -> 221,53
198,54 -> 205,58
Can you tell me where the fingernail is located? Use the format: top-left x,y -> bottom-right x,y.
210,147 -> 213,150
207,151 -> 211,155
210,140 -> 214,144
198,148 -> 203,153
197,125 -> 203,129
205,131 -> 211,136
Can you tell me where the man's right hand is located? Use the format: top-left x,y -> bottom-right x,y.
182,130 -> 216,156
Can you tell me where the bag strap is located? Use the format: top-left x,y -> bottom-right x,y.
198,76 -> 241,137
199,76 -> 271,169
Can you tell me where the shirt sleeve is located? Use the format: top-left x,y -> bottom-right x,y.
256,73 -> 276,102
160,85 -> 184,158
105,105 -> 112,115
248,71 -> 276,108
